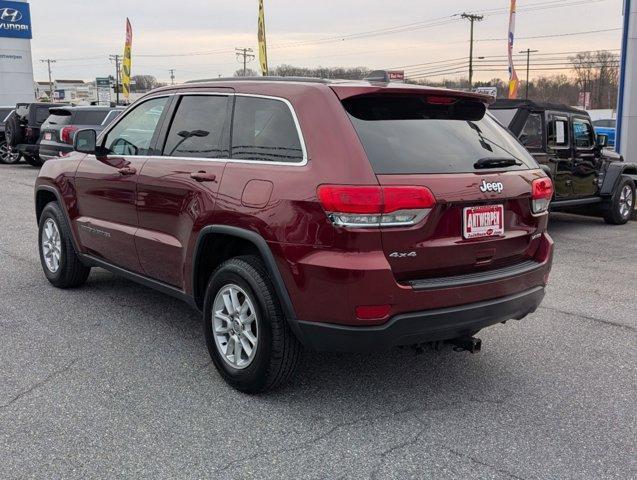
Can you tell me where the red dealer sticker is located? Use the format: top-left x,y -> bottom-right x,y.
463,205 -> 504,239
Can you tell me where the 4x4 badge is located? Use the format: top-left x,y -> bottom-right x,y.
389,251 -> 417,258
479,180 -> 504,193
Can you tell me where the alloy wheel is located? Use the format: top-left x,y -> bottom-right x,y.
41,218 -> 62,273
618,185 -> 634,219
0,141 -> 19,163
212,284 -> 259,369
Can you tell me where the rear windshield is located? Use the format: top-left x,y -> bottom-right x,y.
344,95 -> 537,174
42,112 -> 72,127
74,110 -> 110,125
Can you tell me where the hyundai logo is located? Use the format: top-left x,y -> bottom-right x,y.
0,8 -> 23,22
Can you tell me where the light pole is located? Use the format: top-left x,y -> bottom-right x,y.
519,48 -> 539,99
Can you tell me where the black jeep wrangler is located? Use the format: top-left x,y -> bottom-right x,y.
490,100 -> 636,224
3,102 -> 63,167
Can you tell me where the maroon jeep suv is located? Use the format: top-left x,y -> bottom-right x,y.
35,76 -> 554,392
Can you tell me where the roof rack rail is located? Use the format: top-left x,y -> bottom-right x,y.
185,76 -> 332,84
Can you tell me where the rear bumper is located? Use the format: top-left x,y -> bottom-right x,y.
297,286 -> 545,352
17,143 -> 39,156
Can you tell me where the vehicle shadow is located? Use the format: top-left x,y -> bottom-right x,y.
83,269 -> 521,413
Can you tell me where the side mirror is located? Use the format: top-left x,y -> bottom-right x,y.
596,134 -> 608,148
74,129 -> 97,154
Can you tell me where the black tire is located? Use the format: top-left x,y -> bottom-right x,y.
602,176 -> 635,225
38,202 -> 91,288
23,154 -> 43,168
0,139 -> 22,164
203,255 -> 301,393
4,113 -> 24,147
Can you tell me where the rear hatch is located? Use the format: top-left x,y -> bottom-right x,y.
40,109 -> 73,144
336,89 -> 547,283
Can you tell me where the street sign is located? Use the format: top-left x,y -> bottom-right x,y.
475,87 -> 498,98
96,77 -> 111,106
0,0 -> 32,39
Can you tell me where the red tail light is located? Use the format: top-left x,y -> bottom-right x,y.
531,177 -> 553,214
317,185 -> 436,227
60,126 -> 78,145
426,96 -> 457,105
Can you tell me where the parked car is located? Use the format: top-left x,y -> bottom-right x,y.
38,106 -> 124,162
490,100 -> 636,224
592,118 -> 616,148
35,75 -> 554,393
4,102 -> 65,167
0,106 -> 20,164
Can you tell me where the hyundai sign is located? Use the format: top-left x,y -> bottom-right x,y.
0,0 -> 32,39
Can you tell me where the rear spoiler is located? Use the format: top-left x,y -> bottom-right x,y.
330,85 -> 495,105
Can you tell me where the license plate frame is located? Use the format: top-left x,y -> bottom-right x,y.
463,204 -> 505,239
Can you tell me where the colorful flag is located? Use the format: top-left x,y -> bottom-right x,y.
122,18 -> 133,102
507,0 -> 519,99
257,0 -> 268,76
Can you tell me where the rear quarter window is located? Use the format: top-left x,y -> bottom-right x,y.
344,95 -> 537,174
231,96 -> 304,163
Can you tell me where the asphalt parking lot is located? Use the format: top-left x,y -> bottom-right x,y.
0,162 -> 635,480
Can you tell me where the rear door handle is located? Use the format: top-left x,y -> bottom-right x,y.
190,171 -> 217,182
117,166 -> 137,175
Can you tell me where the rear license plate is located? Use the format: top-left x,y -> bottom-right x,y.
44,132 -> 52,140
463,205 -> 504,239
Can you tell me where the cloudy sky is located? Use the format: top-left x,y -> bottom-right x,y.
28,0 -> 624,83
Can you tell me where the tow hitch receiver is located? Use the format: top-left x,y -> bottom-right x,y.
447,336 -> 482,353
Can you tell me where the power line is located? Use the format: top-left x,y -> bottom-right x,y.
117,0 -> 606,60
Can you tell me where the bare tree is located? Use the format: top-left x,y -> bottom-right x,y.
234,68 -> 258,77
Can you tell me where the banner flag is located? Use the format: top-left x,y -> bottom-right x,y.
507,0 -> 519,99
258,0 -> 268,76
122,18 -> 133,102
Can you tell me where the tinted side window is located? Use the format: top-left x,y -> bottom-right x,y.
35,108 -> 51,124
573,118 -> 594,149
103,97 -> 168,156
231,96 -> 303,163
75,110 -> 109,125
103,110 -> 122,125
0,109 -> 12,123
163,95 -> 229,158
547,116 -> 569,149
519,113 -> 543,150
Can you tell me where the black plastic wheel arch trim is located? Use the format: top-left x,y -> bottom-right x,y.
192,225 -> 303,341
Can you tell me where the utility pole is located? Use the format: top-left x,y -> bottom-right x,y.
235,48 -> 255,76
40,58 -> 56,101
169,69 -> 175,85
109,54 -> 121,105
519,48 -> 539,99
460,13 -> 483,89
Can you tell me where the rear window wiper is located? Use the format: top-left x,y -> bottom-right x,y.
474,157 -> 523,169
